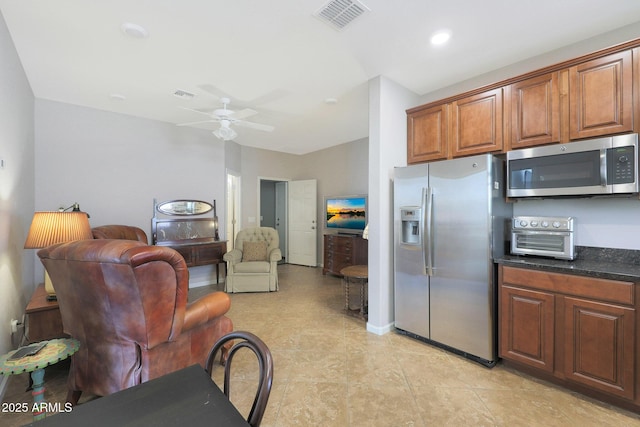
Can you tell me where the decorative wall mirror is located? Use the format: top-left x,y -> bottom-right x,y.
156,200 -> 213,216
152,199 -> 219,245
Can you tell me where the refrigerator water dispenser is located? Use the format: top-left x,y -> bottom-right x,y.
400,207 -> 421,246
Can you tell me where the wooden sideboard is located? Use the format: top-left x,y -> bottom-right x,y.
159,241 -> 227,283
322,234 -> 368,276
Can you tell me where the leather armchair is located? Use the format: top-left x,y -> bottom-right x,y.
224,227 -> 281,293
91,224 -> 148,243
38,239 -> 233,405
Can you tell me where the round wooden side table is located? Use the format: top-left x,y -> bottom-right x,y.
0,338 -> 80,421
340,265 -> 368,320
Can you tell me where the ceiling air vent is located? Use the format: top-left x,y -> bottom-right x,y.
173,89 -> 195,100
314,0 -> 370,31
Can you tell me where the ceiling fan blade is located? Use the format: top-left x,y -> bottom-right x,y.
178,106 -> 213,117
229,108 -> 258,120
176,119 -> 218,127
236,121 -> 275,132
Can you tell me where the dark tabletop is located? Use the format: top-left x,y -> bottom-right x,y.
26,364 -> 249,427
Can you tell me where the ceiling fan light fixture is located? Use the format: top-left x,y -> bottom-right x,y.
213,120 -> 238,141
121,22 -> 149,39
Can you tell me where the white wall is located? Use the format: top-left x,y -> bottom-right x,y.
513,198 -> 640,249
0,11 -> 35,355
34,99 -> 226,286
238,138 -> 369,265
300,138 -> 369,261
367,76 -> 420,335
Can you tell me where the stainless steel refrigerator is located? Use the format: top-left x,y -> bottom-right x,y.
393,154 -> 512,366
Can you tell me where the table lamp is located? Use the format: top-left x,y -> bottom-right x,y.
24,205 -> 92,300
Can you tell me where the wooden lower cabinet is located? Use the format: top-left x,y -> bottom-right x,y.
499,265 -> 638,408
500,285 -> 555,372
563,296 -> 635,400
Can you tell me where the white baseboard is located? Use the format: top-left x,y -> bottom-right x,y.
188,277 -> 225,288
366,321 -> 394,336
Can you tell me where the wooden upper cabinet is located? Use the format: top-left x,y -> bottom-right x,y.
407,104 -> 448,164
569,50 -> 633,139
450,88 -> 503,157
509,72 -> 560,149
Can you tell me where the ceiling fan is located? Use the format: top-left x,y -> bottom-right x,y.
176,97 -> 275,141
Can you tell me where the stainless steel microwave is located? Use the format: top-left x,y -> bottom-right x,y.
506,134 -> 639,198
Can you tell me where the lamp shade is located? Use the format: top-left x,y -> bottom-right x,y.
24,211 -> 92,249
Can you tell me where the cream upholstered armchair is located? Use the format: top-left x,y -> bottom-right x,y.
224,227 -> 281,293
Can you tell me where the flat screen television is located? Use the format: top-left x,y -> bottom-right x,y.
324,195 -> 367,234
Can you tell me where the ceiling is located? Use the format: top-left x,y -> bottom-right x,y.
2,1 -> 640,155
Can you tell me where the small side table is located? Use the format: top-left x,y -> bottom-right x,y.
0,338 -> 79,421
340,265 -> 368,320
25,284 -> 65,342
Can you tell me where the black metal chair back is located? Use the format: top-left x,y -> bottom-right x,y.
206,331 -> 274,427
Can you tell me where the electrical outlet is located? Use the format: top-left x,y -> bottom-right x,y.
10,319 -> 18,333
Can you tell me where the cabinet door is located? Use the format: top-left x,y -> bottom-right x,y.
451,88 -> 503,157
569,50 -> 633,139
407,104 -> 449,163
510,72 -> 560,149
563,297 -> 635,400
500,285 -> 555,372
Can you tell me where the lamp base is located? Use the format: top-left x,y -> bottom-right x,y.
44,271 -> 57,300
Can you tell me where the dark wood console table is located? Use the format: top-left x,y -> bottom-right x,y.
158,241 -> 227,283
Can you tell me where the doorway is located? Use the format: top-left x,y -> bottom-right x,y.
259,178 -> 288,263
259,178 -> 318,267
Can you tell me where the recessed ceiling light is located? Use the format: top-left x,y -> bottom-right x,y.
324,98 -> 338,105
430,30 -> 451,46
110,93 -> 126,101
121,22 -> 149,39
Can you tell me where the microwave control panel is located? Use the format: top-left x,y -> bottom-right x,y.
608,146 -> 635,184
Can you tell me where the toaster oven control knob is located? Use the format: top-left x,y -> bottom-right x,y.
540,221 -> 549,227
530,220 -> 538,227
519,220 -> 528,227
552,221 -> 561,228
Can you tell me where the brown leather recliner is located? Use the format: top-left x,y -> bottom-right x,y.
91,224 -> 148,243
38,239 -> 233,405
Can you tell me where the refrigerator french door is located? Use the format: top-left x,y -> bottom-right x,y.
393,154 -> 511,366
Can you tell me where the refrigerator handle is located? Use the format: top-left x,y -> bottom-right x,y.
423,187 -> 434,276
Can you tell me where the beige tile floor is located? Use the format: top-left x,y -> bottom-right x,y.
3,263 -> 640,426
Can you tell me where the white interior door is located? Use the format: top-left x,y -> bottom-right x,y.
275,181 -> 287,263
226,171 -> 241,250
288,179 -> 317,266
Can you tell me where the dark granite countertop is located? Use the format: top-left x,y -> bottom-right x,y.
496,246 -> 640,281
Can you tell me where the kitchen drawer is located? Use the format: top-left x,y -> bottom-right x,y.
501,266 -> 634,305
